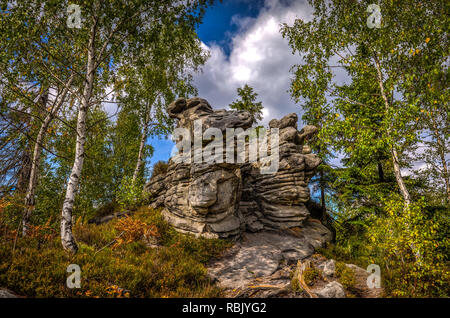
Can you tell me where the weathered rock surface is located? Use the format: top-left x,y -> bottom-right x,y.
144,97 -> 322,239
315,281 -> 346,298
239,114 -> 321,232
0,288 -> 20,298
318,259 -> 336,277
209,251 -> 383,298
207,219 -> 333,293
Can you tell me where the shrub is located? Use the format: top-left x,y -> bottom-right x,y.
303,265 -> 320,286
335,262 -> 356,290
0,208 -> 230,298
290,276 -> 303,292
112,215 -> 159,249
151,161 -> 168,179
116,176 -> 144,211
367,196 -> 450,297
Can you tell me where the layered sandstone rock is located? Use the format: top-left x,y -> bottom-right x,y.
239,113 -> 321,232
145,97 -> 251,238
144,97 -> 322,239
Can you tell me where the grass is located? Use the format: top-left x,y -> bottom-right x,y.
303,265 -> 320,286
335,261 -> 356,290
0,207 -> 232,298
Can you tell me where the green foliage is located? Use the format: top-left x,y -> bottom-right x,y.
317,244 -> 366,268
116,176 -> 145,212
0,207 -> 230,297
229,84 -> 264,124
303,265 -> 320,286
322,195 -> 450,297
366,196 -> 450,297
281,0 -> 447,204
335,262 -> 356,290
282,0 -> 449,298
290,276 -> 303,292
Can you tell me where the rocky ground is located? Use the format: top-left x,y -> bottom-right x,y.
207,219 -> 383,298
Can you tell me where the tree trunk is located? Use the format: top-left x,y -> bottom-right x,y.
374,56 -> 421,264
319,169 -> 326,219
132,103 -> 152,185
131,123 -> 148,185
374,57 -> 411,206
390,147 -> 411,206
23,80 -> 73,236
61,23 -> 97,254
377,161 -> 384,182
16,151 -> 32,195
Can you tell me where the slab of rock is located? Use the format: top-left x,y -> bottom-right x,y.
315,281 -> 346,298
208,220 -> 332,291
318,259 -> 336,277
240,113 -> 321,232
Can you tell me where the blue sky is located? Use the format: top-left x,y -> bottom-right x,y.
148,0 -> 317,170
142,0 -> 430,184
196,0 -> 265,55
148,0 -> 270,169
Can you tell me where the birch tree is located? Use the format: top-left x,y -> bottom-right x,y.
281,0 -> 447,208
0,0 -> 79,233
115,19 -> 208,187
56,0 -> 212,253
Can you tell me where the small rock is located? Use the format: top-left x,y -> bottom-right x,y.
0,288 -> 19,298
319,259 -> 336,276
315,281 -> 346,298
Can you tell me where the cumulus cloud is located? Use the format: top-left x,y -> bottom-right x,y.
194,0 -> 314,126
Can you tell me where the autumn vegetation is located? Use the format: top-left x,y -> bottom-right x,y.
0,207 -> 230,297
0,0 -> 448,298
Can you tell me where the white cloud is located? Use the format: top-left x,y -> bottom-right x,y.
194,0 -> 314,126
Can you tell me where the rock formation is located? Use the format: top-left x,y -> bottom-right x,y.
144,97 -> 322,239
239,114 -> 321,232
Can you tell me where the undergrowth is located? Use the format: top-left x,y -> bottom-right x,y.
0,207 -> 231,298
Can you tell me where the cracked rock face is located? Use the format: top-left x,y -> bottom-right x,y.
207,219 -> 333,292
240,114 -> 321,232
144,97 -> 322,239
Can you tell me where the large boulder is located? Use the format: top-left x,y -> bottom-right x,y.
144,97 -> 323,239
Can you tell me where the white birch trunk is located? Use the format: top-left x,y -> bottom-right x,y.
61,23 -> 97,253
374,57 -> 411,206
430,116 -> 449,203
22,78 -> 73,236
131,123 -> 149,185
374,56 -> 421,264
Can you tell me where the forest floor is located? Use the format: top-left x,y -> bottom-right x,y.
0,207 -> 382,298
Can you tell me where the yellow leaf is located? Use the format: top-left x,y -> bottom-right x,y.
425,37 -> 430,43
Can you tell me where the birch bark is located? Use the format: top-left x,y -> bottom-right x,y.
22,76 -> 74,236
61,21 -> 97,253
